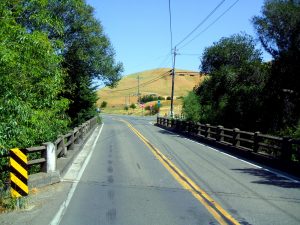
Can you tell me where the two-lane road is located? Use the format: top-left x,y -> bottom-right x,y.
57,115 -> 300,225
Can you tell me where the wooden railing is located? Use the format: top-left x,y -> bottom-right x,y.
0,116 -> 98,191
25,116 -> 98,173
157,117 -> 300,164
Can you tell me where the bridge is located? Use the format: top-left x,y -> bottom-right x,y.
1,115 -> 300,225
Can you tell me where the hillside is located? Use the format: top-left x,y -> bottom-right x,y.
97,68 -> 205,115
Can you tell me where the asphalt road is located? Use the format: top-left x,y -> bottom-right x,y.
58,114 -> 300,225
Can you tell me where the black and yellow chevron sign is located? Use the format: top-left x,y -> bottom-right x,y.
10,148 -> 29,197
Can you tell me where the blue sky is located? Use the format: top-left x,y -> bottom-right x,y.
86,0 -> 271,76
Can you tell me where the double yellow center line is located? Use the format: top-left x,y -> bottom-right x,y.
121,119 -> 240,225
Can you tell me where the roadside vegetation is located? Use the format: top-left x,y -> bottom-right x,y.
0,0 -> 122,210
182,0 -> 300,138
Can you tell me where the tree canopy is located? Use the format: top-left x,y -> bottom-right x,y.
195,34 -> 269,130
0,0 -> 122,148
253,0 -> 300,133
0,0 -> 69,148
184,0 -> 300,137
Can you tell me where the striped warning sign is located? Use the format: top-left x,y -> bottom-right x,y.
10,148 -> 28,197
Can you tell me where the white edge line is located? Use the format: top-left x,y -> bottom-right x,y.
184,137 -> 300,183
49,123 -> 104,225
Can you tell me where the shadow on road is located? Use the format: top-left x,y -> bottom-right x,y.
232,168 -> 300,189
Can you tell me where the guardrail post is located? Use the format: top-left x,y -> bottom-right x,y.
43,142 -> 56,173
171,119 -> 174,128
186,121 -> 189,133
59,135 -> 67,156
196,123 -> 201,136
78,125 -> 84,141
181,121 -> 186,132
189,122 -> 194,135
179,120 -> 182,131
281,137 -> 292,161
69,131 -> 75,150
253,132 -> 260,153
74,128 -> 80,144
173,119 -> 177,130
216,125 -> 224,142
233,128 -> 240,147
192,122 -> 197,135
205,124 -> 210,138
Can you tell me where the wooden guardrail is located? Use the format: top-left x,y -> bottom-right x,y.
157,117 -> 300,165
26,116 -> 98,173
0,116 -> 98,179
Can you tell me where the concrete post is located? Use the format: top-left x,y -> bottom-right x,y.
253,132 -> 260,153
217,126 -> 224,142
44,142 -> 56,173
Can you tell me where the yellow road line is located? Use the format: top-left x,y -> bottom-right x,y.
121,119 -> 240,225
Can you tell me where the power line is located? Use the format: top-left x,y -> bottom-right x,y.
101,71 -> 170,93
157,53 -> 173,68
175,0 -> 226,48
178,0 -> 240,50
168,0 -> 174,62
179,53 -> 202,56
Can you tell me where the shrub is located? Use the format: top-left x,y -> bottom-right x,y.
100,101 -> 108,108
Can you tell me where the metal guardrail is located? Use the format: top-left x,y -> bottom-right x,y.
157,117 -> 300,163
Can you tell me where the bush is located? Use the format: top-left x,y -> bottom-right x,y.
0,190 -> 27,210
100,101 -> 108,108
145,104 -> 160,115
130,103 -> 136,110
182,91 -> 201,122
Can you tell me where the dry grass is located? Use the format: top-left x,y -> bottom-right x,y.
97,68 -> 205,114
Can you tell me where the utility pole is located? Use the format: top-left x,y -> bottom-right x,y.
137,75 -> 140,104
170,47 -> 177,118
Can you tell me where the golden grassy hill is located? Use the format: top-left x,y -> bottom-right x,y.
97,68 -> 205,115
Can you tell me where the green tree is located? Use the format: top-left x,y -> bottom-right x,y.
182,91 -> 201,122
253,0 -> 300,132
58,0 -> 123,125
15,0 -> 123,125
196,34 -> 269,130
0,1 -> 69,148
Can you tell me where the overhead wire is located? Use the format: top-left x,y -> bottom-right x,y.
178,0 -> 240,50
101,70 -> 170,93
168,0 -> 174,65
175,0 -> 226,48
